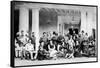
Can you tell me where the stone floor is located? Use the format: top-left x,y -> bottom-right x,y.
15,57 -> 97,66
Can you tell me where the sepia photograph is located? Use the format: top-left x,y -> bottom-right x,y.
11,1 -> 98,67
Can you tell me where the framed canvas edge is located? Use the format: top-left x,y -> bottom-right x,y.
10,1 -> 15,67
10,1 -> 98,67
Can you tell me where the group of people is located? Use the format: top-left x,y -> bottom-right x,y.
15,30 -> 96,61
15,30 -> 36,60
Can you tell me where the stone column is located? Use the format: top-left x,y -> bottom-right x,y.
19,7 -> 29,33
87,11 -> 93,36
32,8 -> 40,52
80,10 -> 87,33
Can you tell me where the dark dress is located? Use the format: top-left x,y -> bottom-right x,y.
74,44 -> 82,57
37,45 -> 49,60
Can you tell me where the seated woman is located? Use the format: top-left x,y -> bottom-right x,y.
25,40 -> 36,60
56,36 -> 69,58
74,41 -> 82,57
57,37 -> 65,52
48,40 -> 58,60
37,42 -> 49,60
87,40 -> 95,57
51,31 -> 58,50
